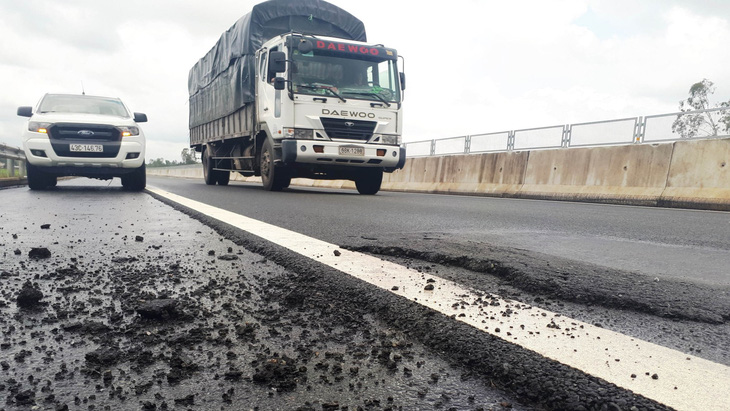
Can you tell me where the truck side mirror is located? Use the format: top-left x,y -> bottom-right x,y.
399,73 -> 406,90
134,112 -> 148,123
269,51 -> 287,74
17,106 -> 33,117
273,77 -> 286,91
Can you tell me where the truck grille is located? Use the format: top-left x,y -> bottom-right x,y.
320,117 -> 376,141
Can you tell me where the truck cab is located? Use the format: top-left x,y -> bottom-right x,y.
255,34 -> 406,194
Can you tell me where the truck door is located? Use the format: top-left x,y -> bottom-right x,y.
257,46 -> 281,133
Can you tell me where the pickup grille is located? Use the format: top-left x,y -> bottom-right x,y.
321,117 -> 376,141
48,123 -> 121,158
49,124 -> 120,142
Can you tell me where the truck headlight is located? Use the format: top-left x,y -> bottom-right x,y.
380,134 -> 401,145
28,122 -> 52,133
294,128 -> 314,139
118,126 -> 140,137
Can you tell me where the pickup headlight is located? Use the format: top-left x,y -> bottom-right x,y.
118,126 -> 140,137
380,134 -> 401,145
28,122 -> 52,133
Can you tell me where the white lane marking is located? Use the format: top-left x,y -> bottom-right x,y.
147,186 -> 730,411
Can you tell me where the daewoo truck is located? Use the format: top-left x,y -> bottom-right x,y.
188,0 -> 406,194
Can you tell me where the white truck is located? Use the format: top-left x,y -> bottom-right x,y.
188,0 -> 406,194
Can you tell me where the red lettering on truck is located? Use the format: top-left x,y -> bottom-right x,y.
315,40 -> 381,57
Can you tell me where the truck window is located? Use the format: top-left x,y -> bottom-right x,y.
291,42 -> 400,103
259,51 -> 268,82
266,46 -> 280,84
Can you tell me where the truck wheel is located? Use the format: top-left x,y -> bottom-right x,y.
355,169 -> 383,195
27,163 -> 50,190
260,139 -> 290,191
202,147 -> 217,185
122,164 -> 146,191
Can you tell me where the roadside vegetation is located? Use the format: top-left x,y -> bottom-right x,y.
147,148 -> 199,167
673,78 -> 730,138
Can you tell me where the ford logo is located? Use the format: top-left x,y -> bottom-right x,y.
77,130 -> 95,136
344,122 -> 355,128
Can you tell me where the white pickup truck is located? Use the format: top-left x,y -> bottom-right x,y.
17,93 -> 148,190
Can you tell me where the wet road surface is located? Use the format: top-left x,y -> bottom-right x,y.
1,177 -> 729,410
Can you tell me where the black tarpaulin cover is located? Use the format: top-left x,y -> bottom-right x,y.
188,0 -> 366,129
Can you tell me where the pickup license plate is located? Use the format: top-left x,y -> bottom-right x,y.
70,144 -> 104,152
339,146 -> 364,156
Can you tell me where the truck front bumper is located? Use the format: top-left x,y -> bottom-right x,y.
281,140 -> 406,170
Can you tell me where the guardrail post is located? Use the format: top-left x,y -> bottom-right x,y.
7,158 -> 15,177
563,124 -> 572,148
430,139 -> 436,156
634,116 -> 645,143
465,135 -> 471,154
507,131 -> 515,151
18,160 -> 26,177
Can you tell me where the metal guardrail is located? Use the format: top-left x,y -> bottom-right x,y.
405,107 -> 730,157
0,143 -> 26,178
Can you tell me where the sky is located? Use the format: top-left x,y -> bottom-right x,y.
1,0 -> 729,162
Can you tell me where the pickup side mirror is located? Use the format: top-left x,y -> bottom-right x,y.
273,77 -> 286,91
17,106 -> 33,117
269,51 -> 287,74
399,72 -> 406,90
134,112 -> 148,123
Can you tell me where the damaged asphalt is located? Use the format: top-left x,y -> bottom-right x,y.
1,180 -> 728,410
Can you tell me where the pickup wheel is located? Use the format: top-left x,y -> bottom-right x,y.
121,163 -> 146,191
355,169 -> 383,195
260,139 -> 290,191
27,163 -> 53,190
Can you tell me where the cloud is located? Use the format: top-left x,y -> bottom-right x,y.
1,0 -> 729,159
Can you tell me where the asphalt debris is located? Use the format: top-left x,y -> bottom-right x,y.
16,280 -> 43,308
28,247 -> 51,259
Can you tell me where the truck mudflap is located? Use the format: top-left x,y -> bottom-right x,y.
281,139 -> 404,169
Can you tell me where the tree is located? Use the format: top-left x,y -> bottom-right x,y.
672,79 -> 730,138
181,148 -> 197,165
147,158 -> 167,167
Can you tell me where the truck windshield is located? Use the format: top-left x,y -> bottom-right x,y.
38,95 -> 130,117
290,44 -> 400,104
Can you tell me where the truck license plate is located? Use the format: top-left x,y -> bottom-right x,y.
70,144 -> 104,152
339,146 -> 364,156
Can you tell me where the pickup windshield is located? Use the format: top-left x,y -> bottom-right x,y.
38,94 -> 130,117
291,41 -> 400,104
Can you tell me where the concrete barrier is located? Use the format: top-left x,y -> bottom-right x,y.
660,138 -> 730,211
148,137 -> 730,211
382,152 -> 528,197
0,177 -> 28,188
519,144 -> 673,206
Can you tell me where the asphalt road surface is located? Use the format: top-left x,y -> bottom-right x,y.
1,177 -> 728,411
147,176 -> 730,286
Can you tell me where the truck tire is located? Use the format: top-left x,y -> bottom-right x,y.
260,139 -> 290,191
27,163 -> 51,190
203,147 -> 217,185
355,169 -> 383,195
122,163 -> 146,191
